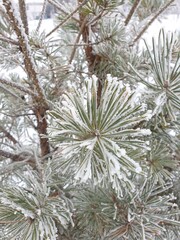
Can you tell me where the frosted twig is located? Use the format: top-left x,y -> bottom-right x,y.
3,0 -> 48,110
36,0 -> 48,33
46,0 -> 89,38
124,0 -> 142,26
0,125 -> 18,144
132,0 -> 175,45
69,16 -> 87,64
87,9 -> 107,26
0,84 -> 20,99
0,36 -> 19,46
0,149 -> 35,166
18,0 -> 29,35
0,77 -> 37,96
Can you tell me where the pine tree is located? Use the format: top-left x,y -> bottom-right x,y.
0,0 -> 179,239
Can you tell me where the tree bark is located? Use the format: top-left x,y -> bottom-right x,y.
78,0 -> 103,107
3,0 -> 50,158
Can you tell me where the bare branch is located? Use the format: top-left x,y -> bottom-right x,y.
46,0 -> 89,38
0,149 -> 35,166
69,16 -> 87,64
3,0 -> 48,110
0,125 -> 18,145
3,0 -> 51,158
132,0 -> 175,45
87,8 -> 107,26
124,0 -> 142,26
18,0 -> 29,35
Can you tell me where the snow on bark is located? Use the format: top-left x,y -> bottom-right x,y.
3,0 -> 50,157
2,0 -> 48,109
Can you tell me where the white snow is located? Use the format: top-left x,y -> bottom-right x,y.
28,19 -> 55,34
168,130 -> 176,136
140,14 -> 180,47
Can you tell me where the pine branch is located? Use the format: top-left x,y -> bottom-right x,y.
3,0 -> 48,109
0,77 -> 37,96
46,0 -> 89,37
132,0 -> 175,45
124,0 -> 142,26
0,125 -> 18,145
3,0 -> 50,158
18,0 -> 29,35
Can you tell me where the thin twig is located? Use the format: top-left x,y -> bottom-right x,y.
87,8 -> 107,26
47,37 -> 118,47
0,36 -> 19,46
0,77 -> 38,96
124,0 -> 142,26
132,0 -> 175,45
0,84 -> 20,99
3,0 -> 51,158
46,0 -> 89,38
1,110 -> 37,131
69,16 -> 87,64
36,0 -> 48,33
47,0 -> 80,23
3,0 -> 48,109
0,112 -> 35,118
0,44 -> 23,67
0,125 -> 18,144
0,149 -> 35,166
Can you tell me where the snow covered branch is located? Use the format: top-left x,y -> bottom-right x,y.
124,0 -> 142,26
2,0 -> 51,158
0,36 -> 19,46
46,0 -> 89,37
0,125 -> 18,145
0,77 -> 38,96
2,0 -> 48,110
0,149 -> 35,166
18,0 -> 29,35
